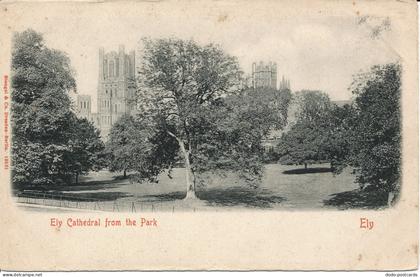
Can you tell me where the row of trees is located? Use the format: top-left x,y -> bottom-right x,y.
12,29 -> 400,203
11,30 -> 105,190
11,31 -> 292,199
275,63 -> 401,199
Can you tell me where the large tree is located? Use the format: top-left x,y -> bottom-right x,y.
64,117 -> 105,183
11,29 -> 76,188
319,103 -> 355,173
276,90 -> 332,169
135,38 -> 289,198
106,114 -> 152,178
348,63 -> 401,198
229,87 -> 292,164
11,29 -> 103,189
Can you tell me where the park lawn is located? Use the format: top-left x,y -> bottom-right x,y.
49,163 -> 360,211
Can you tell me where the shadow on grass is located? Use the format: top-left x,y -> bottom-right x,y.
197,186 -> 285,208
138,191 -> 186,202
61,191 -> 133,201
283,167 -> 333,175
53,178 -> 129,192
138,187 -> 286,208
18,191 -> 133,202
323,188 -> 389,210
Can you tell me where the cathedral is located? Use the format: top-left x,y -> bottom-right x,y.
75,45 -> 136,140
250,61 -> 290,91
75,55 -> 291,141
252,61 -> 277,89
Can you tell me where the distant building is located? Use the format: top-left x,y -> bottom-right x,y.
96,45 -> 136,139
72,94 -> 100,126
75,95 -> 95,122
252,61 -> 277,89
250,61 -> 291,91
279,75 -> 291,91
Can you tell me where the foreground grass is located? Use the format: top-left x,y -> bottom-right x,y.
136,186 -> 286,208
323,188 -> 390,210
16,164 -> 376,210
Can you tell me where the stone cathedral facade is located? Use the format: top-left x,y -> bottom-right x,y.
96,45 -> 136,139
250,61 -> 291,91
74,53 -> 292,142
75,45 -> 136,140
251,61 -> 277,89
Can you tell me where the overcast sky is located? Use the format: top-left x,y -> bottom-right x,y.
8,2 -> 399,112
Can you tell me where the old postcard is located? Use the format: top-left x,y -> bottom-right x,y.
0,0 -> 418,271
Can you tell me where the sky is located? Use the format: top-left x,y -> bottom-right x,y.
7,2 -> 400,113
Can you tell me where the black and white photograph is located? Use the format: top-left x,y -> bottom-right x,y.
10,9 -> 403,212
0,0 -> 417,272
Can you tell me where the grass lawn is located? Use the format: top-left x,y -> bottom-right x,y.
35,163 -> 363,211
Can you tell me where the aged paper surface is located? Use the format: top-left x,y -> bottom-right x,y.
0,0 -> 418,271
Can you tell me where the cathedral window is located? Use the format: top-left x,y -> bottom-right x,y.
109,61 -> 114,77
128,59 -> 132,77
103,60 -> 108,79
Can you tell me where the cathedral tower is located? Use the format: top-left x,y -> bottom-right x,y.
252,61 -> 277,89
97,45 -> 136,139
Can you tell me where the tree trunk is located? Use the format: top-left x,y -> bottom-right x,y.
167,130 -> 197,200
179,140 -> 196,199
387,191 -> 395,207
75,172 -> 79,184
123,169 -> 127,178
304,163 -> 308,170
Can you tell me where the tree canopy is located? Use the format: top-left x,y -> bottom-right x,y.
276,90 -> 332,168
348,63 -> 401,194
64,117 -> 105,183
133,38 -> 290,198
11,29 -> 104,189
106,114 -> 154,178
319,103 -> 354,172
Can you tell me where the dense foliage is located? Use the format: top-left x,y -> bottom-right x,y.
276,90 -> 332,168
11,29 -> 104,189
106,114 -> 156,178
319,104 -> 354,172
133,38 -> 291,198
276,63 -> 401,204
348,63 -> 401,194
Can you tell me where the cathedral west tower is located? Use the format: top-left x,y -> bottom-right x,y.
97,45 -> 136,139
